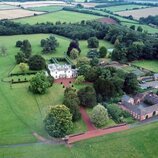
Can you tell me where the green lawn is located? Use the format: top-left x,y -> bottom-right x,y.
14,10 -> 102,25
105,4 -> 148,12
28,5 -> 63,12
132,60 -> 158,72
1,122 -> 158,157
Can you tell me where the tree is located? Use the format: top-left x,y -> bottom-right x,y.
67,40 -> 81,56
90,57 -> 99,67
137,26 -> 143,32
29,72 -> 51,94
44,105 -> 73,138
16,40 -> 22,47
19,63 -> 28,73
76,57 -> 90,67
42,36 -> 59,54
91,104 -> 109,128
123,73 -> 139,94
87,37 -> 99,48
20,40 -> 32,58
77,86 -> 97,107
70,48 -> 79,59
40,39 -> 46,47
130,25 -> 135,30
15,52 -> 26,64
99,46 -> 107,58
28,55 -> 46,70
0,45 -> 7,56
75,75 -> 85,85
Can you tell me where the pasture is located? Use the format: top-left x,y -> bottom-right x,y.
0,9 -> 44,20
132,60 -> 158,72
0,4 -> 19,10
105,4 -> 148,12
0,33 -> 113,145
117,7 -> 158,20
14,10 -> 102,24
28,5 -> 63,12
0,121 -> 158,157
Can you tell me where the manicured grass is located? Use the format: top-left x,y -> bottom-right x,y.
105,4 -> 148,12
14,10 -> 102,25
1,122 -> 158,157
28,5 -> 63,12
132,60 -> 158,72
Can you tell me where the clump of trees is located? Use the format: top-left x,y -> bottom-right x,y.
87,37 -> 99,48
41,35 -> 59,54
29,72 -> 52,94
28,55 -> 46,70
15,40 -> 32,64
63,87 -> 81,121
77,86 -> 97,107
91,104 -> 109,128
44,104 -> 73,138
140,15 -> 158,26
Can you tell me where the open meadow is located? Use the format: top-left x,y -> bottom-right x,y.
117,7 -> 158,20
0,9 -> 44,20
14,10 -> 103,24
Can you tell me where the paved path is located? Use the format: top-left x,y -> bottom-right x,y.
54,78 -> 75,87
80,107 -> 96,131
67,124 -> 129,144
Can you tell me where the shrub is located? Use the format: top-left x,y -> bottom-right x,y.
87,37 -> 99,48
91,104 -> 109,128
70,48 -> 79,59
99,46 -> 107,58
19,63 -> 29,73
44,105 -> 73,138
75,75 -> 85,85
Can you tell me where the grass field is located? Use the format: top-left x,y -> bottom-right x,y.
0,4 -> 18,10
105,4 -> 148,12
28,5 -> 63,12
117,7 -> 158,20
14,10 -> 102,24
132,60 -> 158,72
0,33 -> 113,145
1,122 -> 158,157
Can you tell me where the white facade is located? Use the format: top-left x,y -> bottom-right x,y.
48,64 -> 77,79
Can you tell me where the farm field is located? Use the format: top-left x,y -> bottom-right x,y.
117,7 -> 158,20
0,9 -> 44,20
28,5 -> 63,12
97,17 -> 118,24
132,60 -> 158,72
0,4 -> 19,10
14,10 -> 103,24
105,4 -> 148,12
1,121 -> 158,157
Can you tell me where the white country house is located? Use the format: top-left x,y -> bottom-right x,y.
48,64 -> 77,79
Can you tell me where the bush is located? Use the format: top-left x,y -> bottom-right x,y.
70,48 -> 79,59
19,63 -> 29,73
44,105 -> 73,138
28,55 -> 46,70
87,37 -> 99,48
99,46 -> 107,58
75,75 -> 85,85
91,104 -> 109,128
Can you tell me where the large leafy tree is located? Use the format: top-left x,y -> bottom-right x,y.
42,36 -> 59,54
87,37 -> 99,48
99,46 -> 107,58
29,72 -> 51,94
91,104 -> 109,128
123,73 -> 139,94
67,40 -> 81,56
28,55 -> 46,70
44,104 -> 73,138
77,86 -> 97,108
20,40 -> 32,58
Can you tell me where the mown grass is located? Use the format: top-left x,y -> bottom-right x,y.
132,60 -> 158,72
1,122 -> 158,157
14,10 -> 102,25
28,5 -> 63,12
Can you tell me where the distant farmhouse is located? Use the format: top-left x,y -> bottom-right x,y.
48,64 -> 77,79
120,92 -> 158,121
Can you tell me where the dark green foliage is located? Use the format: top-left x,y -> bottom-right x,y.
99,46 -> 107,58
87,37 -> 99,48
130,25 -> 135,30
137,26 -> 143,32
15,52 -> 26,64
63,87 -> 81,122
140,15 -> 158,26
15,40 -> 22,47
44,105 -> 73,138
67,40 -> 81,56
77,86 -> 97,108
40,39 -> 46,47
28,55 -> 46,70
87,50 -> 100,58
42,36 -> 59,54
123,73 -> 139,94
20,40 -> 32,58
29,72 -> 51,94
90,57 -> 99,67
